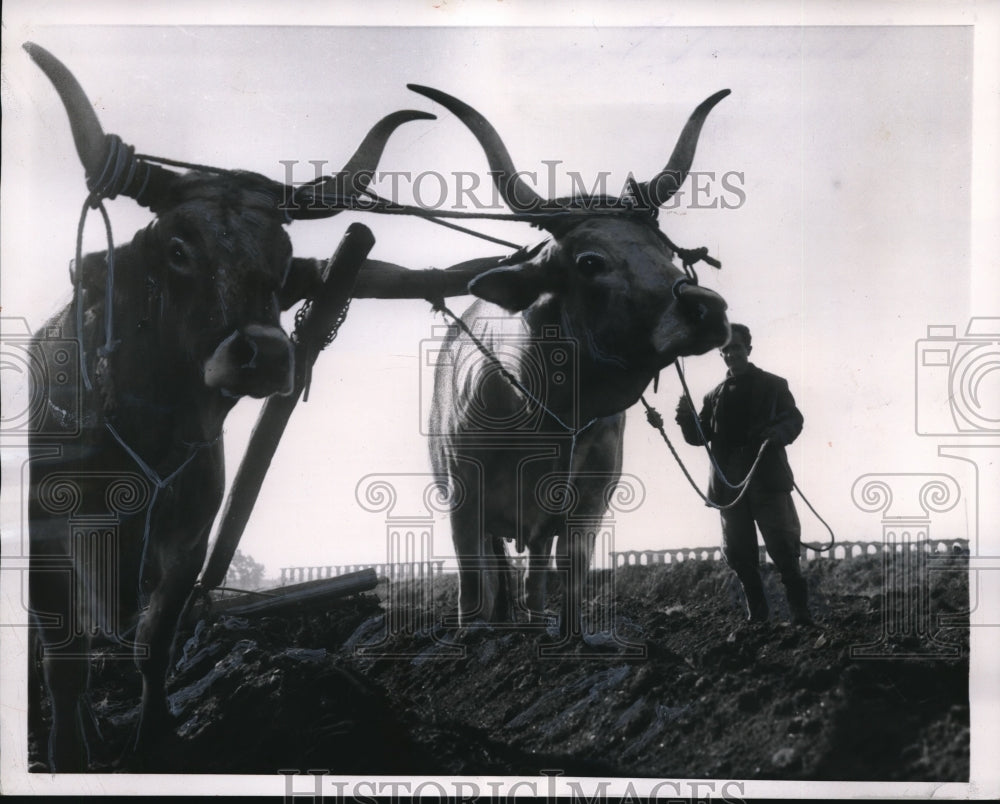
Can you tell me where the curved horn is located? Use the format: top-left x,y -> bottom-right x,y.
23,42 -> 179,207
286,110 -> 436,220
23,42 -> 106,174
639,89 -> 731,208
408,84 -> 545,213
340,110 -> 436,190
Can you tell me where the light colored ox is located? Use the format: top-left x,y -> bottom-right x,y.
416,86 -> 732,634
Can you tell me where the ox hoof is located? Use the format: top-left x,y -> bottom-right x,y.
127,708 -> 181,769
535,629 -> 561,645
124,722 -> 184,773
452,622 -> 494,643
535,629 -> 621,654
580,632 -> 620,651
790,609 -> 817,628
727,621 -> 770,642
46,739 -> 91,774
527,609 -> 558,627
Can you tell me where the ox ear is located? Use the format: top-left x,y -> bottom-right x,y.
279,258 -> 324,310
468,263 -> 551,312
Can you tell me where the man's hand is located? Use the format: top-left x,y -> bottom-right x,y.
760,426 -> 787,446
675,396 -> 706,445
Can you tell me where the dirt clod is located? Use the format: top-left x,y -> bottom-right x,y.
29,552 -> 970,779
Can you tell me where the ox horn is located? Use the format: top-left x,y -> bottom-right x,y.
286,110 -> 436,220
23,43 -> 105,174
340,110 -> 436,184
408,84 -> 545,213
638,89 -> 731,208
23,42 -> 180,207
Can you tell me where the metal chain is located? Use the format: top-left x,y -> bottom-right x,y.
292,295 -> 353,403
293,296 -> 352,350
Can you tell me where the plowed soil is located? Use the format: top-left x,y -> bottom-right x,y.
28,550 -> 970,780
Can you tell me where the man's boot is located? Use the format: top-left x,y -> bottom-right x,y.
784,573 -> 814,626
740,572 -> 769,623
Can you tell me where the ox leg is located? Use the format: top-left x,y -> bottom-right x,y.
524,535 -> 554,622
30,525 -> 92,771
450,486 -> 512,626
449,489 -> 498,626
552,528 -> 595,640
456,553 -> 488,626
567,529 -> 592,639
490,534 -> 515,623
36,630 -> 92,772
130,543 -> 204,761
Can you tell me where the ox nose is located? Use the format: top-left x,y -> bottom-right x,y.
203,325 -> 295,398
675,282 -> 729,342
673,280 -> 728,322
652,281 -> 730,358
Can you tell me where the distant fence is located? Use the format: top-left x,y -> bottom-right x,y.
609,538 -> 970,568
280,539 -> 970,584
280,561 -> 447,585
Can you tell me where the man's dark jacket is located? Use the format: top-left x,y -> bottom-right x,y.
675,364 -> 804,504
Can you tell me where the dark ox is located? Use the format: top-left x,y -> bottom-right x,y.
418,86 -> 731,632
24,44 -> 428,771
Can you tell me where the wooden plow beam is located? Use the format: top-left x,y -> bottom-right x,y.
211,568 -> 379,618
196,221 -> 508,596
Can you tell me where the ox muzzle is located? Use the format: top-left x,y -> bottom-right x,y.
203,324 -> 295,398
653,280 -> 730,358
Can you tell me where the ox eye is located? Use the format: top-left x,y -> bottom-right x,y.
167,237 -> 195,274
575,252 -> 607,276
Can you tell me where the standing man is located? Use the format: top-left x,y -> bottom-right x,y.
674,323 -> 814,626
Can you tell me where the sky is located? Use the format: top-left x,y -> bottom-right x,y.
3,15 -> 992,579
1,1 -> 998,798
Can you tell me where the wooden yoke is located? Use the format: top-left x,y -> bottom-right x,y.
351,256 -> 507,299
